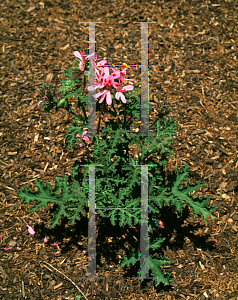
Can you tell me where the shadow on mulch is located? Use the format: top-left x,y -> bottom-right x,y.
33,201 -> 219,287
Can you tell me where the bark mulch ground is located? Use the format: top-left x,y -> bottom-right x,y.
0,0 -> 238,299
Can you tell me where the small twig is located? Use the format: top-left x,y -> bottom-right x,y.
42,261 -> 88,300
222,222 -> 227,232
22,280 -> 25,298
214,141 -> 231,156
19,175 -> 40,185
200,84 -> 206,109
0,159 -> 12,166
227,269 -> 238,284
16,216 -> 27,226
3,185 -> 15,191
0,142 -> 8,147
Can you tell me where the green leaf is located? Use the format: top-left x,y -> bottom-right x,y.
57,98 -> 66,107
17,176 -> 87,228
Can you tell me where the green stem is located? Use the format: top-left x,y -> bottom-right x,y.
83,72 -> 86,95
82,61 -> 88,96
82,102 -> 87,121
110,97 -> 117,115
111,99 -> 122,127
84,145 -> 92,156
123,102 -> 127,129
97,109 -> 102,135
79,63 -> 88,122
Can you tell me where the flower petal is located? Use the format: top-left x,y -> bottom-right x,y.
4,247 -> 12,250
121,85 -> 134,91
26,225 -> 35,235
98,92 -> 106,104
159,221 -> 165,229
113,82 -> 120,90
94,90 -> 107,99
103,67 -> 110,77
55,92 -> 60,100
74,51 -> 82,60
120,93 -> 126,103
115,91 -> 120,100
111,69 -> 121,78
86,52 -> 95,59
82,136 -> 90,142
96,60 -> 107,69
123,78 -> 134,81
106,91 -> 112,105
79,62 -> 84,71
50,242 -> 61,246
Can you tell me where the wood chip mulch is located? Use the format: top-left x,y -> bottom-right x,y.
0,0 -> 238,299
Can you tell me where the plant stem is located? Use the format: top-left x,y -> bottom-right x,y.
97,110 -> 102,135
82,102 -> 87,121
111,99 -> 121,127
110,98 -> 117,115
123,102 -> 127,129
82,71 -> 86,95
84,145 -> 92,156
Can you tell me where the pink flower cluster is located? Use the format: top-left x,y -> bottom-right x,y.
75,130 -> 91,148
74,50 -> 134,106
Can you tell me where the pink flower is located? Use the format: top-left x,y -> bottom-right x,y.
88,61 -> 117,89
111,68 -> 134,90
159,221 -> 165,229
26,225 -> 35,235
164,104 -> 173,109
90,66 -> 134,105
55,92 -> 60,100
115,84 -> 134,104
74,50 -> 88,71
0,235 -> 13,250
86,54 -> 135,106
88,68 -> 105,91
91,67 -> 120,105
87,52 -> 107,71
74,50 -> 107,72
33,100 -> 43,109
44,235 -> 48,243
93,88 -> 112,105
76,131 -> 92,147
50,242 -> 61,246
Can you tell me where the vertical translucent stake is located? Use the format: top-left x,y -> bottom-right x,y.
79,21 -> 104,137
140,165 -> 149,279
78,164 -> 104,280
88,23 -> 96,137
78,21 -> 105,281
140,22 -> 149,137
88,165 -> 96,279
